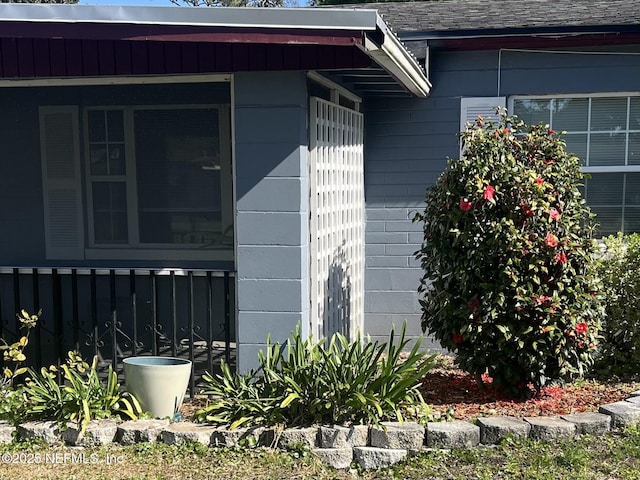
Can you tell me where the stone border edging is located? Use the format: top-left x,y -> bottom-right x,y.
2,392 -> 640,470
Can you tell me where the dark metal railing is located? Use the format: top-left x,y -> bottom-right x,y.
0,267 -> 236,396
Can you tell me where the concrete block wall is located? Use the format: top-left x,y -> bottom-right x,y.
234,71 -> 310,372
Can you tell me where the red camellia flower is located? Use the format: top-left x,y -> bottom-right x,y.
555,252 -> 568,264
549,208 -> 560,221
575,322 -> 588,334
459,198 -> 473,211
548,129 -> 555,135
535,177 -> 544,186
534,295 -> 552,305
544,233 -> 559,248
452,333 -> 463,344
483,185 -> 496,201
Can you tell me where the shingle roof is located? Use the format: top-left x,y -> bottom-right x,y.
342,0 -> 640,35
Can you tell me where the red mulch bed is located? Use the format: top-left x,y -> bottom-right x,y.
421,363 -> 640,421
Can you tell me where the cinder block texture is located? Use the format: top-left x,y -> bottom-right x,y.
210,427 -> 269,448
17,421 -> 61,444
477,417 -> 531,445
312,448 -> 353,469
599,402 -> 640,428
320,425 -> 369,448
0,421 -> 15,445
353,447 -> 407,469
560,412 -> 611,436
161,423 -> 218,446
276,427 -> 319,449
117,419 -> 170,444
370,422 -> 425,450
63,419 -> 118,446
426,421 -> 480,448
524,417 -> 576,441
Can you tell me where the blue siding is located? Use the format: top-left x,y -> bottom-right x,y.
363,45 -> 640,349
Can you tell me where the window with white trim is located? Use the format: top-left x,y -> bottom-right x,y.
511,94 -> 640,235
40,100 -> 233,261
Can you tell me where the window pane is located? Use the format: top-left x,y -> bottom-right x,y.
592,206 -> 622,236
629,133 -> 640,165
552,98 -> 588,131
631,97 -> 640,131
589,132 -> 626,166
513,99 -> 551,126
591,97 -> 627,132
134,108 -> 225,245
585,173 -> 623,205
88,110 -> 106,142
108,144 -> 126,175
107,110 -> 124,141
624,207 -> 640,233
625,173 -> 640,206
563,133 -> 587,164
92,182 -> 128,244
90,145 -> 108,175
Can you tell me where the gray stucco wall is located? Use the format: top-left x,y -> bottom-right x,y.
363,45 -> 640,349
234,71 -> 310,372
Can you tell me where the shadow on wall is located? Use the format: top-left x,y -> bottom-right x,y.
324,246 -> 351,340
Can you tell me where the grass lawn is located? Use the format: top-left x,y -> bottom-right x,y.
2,426 -> 640,480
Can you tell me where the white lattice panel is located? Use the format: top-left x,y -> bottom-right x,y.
309,97 -> 364,340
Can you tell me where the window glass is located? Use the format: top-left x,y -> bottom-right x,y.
563,133 -> 587,163
552,98 -> 588,131
134,108 -> 223,245
584,173 -> 623,205
513,99 -> 551,126
629,132 -> 640,165
631,97 -> 640,131
92,182 -> 128,244
591,97 -> 627,131
589,132 -> 626,166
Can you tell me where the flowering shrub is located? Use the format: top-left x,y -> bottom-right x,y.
594,233 -> 640,377
413,112 -> 604,396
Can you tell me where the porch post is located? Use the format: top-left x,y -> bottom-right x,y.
233,71 -> 310,372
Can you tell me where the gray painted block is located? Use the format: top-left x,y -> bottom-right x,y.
320,425 -> 369,448
384,220 -> 423,232
366,256 -> 408,268
353,446 -> 407,470
234,106 -> 306,144
210,427 -> 267,448
63,419 -> 118,446
365,232 -> 408,245
524,417 -> 576,441
365,291 -> 420,314
17,421 -> 61,444
237,178 -> 302,212
366,221 -> 386,232
365,268 -> 421,291
237,279 -> 302,312
312,448 -> 353,469
236,312 -> 303,345
477,417 -> 531,445
237,246 -> 302,279
277,427 -> 319,449
367,208 -> 411,220
0,421 -> 15,445
370,422 -> 425,450
235,146 -> 303,179
599,401 -> 640,428
426,421 -> 480,448
161,423 -> 218,446
560,412 -> 611,435
384,244 -> 420,256
117,419 -> 170,444
236,212 -> 304,246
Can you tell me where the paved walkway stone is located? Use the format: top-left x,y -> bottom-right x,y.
17,421 -> 61,444
426,420 -> 480,448
370,422 -> 424,450
625,396 -> 640,405
117,419 -> 170,444
477,417 -> 531,444
0,421 -> 15,445
525,417 -> 576,440
63,419 -> 118,446
599,401 -> 640,428
320,425 -> 368,448
312,447 -> 353,469
353,446 -> 407,469
560,412 -> 611,435
161,422 -> 218,446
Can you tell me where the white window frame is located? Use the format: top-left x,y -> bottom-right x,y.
509,92 -> 640,234
83,103 -> 233,261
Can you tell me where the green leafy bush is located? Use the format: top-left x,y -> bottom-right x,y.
196,323 -> 436,428
1,309 -> 41,388
413,113 -> 604,396
594,233 -> 640,377
23,352 -> 142,433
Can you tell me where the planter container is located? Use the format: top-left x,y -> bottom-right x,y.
123,356 -> 192,419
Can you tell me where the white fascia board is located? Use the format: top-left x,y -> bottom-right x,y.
0,4 -> 380,31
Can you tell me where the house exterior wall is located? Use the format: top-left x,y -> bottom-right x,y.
363,45 -> 640,348
234,71 -> 310,372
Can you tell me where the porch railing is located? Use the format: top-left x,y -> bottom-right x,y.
0,267 -> 235,397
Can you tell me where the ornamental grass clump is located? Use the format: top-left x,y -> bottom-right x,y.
414,112 -> 604,397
